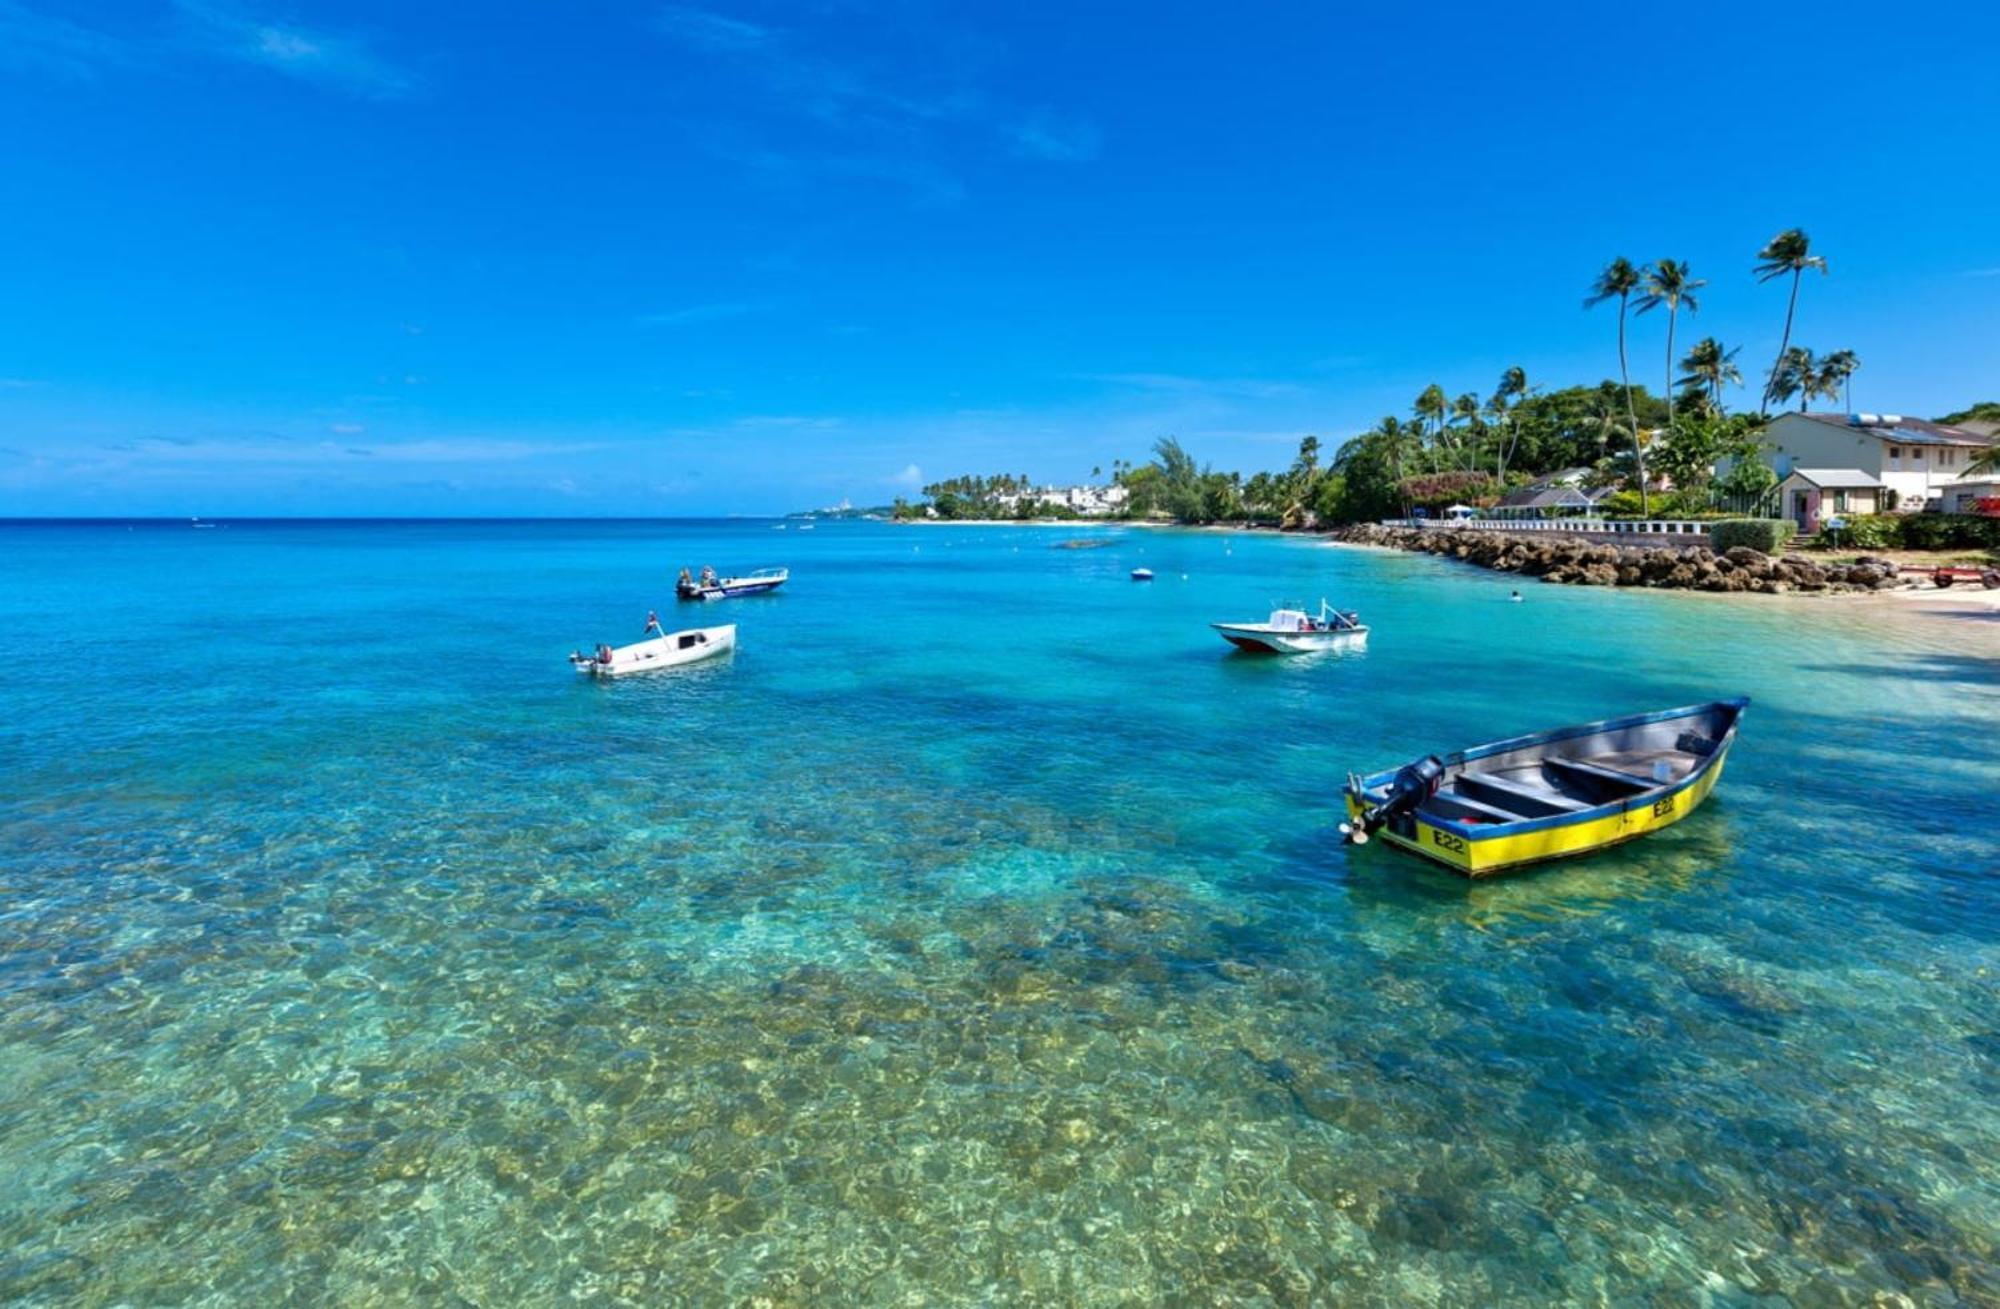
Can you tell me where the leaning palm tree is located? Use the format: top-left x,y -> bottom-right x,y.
1586,257 -> 1649,513
1636,259 -> 1705,430
1677,336 -> 1743,413
1753,228 -> 1828,415
1819,349 -> 1861,411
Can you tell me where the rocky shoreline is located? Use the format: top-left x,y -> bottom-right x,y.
1326,524 -> 1913,594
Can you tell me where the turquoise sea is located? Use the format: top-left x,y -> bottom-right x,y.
2,518 -> 1996,1306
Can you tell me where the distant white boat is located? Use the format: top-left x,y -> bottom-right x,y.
190,517 -> 217,529
1131,567 -> 1154,581
772,523 -> 788,530
1212,600 -> 1367,654
569,621 -> 735,677
797,522 -> 815,531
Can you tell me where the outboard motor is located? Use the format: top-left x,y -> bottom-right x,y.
1344,755 -> 1445,844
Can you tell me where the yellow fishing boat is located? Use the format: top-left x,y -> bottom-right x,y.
1341,698 -> 1748,877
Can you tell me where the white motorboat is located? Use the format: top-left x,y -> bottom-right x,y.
676,566 -> 788,601
1212,600 -> 1367,654
569,621 -> 735,677
1131,567 -> 1154,581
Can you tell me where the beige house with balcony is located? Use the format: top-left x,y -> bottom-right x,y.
1754,413 -> 1994,518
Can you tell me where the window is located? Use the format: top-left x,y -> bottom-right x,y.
1834,490 -> 1849,511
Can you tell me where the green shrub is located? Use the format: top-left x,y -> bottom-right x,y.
1821,514 -> 1897,548
1897,513 -> 2000,550
1710,518 -> 1797,553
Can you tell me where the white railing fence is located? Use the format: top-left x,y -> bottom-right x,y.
1378,517 -> 1716,537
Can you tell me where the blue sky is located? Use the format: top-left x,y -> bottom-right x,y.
2,1 -> 1996,515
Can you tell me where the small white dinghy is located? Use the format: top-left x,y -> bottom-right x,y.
569,615 -> 735,678
1212,600 -> 1367,654
1131,567 -> 1155,581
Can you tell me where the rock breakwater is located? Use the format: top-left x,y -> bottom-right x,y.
1327,524 -> 1911,594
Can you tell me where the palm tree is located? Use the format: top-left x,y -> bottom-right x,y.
1753,228 -> 1828,416
1450,392 -> 1481,470
1414,384 -> 1448,470
1768,347 -> 1845,412
1819,349 -> 1861,411
1636,260 -> 1705,431
1586,257 -> 1649,513
1489,365 -> 1528,480
1677,337 -> 1743,413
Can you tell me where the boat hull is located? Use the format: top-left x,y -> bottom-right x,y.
573,624 -> 735,677
677,575 -> 787,601
1343,698 -> 1746,877
1213,623 -> 1368,654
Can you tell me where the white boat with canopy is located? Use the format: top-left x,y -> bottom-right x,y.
677,566 -> 788,601
569,615 -> 735,678
1211,600 -> 1367,654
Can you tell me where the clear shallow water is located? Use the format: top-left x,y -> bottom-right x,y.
1,519 -> 1996,1306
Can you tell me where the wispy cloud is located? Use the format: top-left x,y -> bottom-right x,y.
175,1 -> 414,99
0,2 -> 137,79
655,4 -> 769,54
652,5 -> 1098,201
0,377 -> 47,389
638,302 -> 755,328
91,436 -> 603,466
1006,109 -> 1100,163
1963,267 -> 2000,279
889,463 -> 923,489
1082,372 -> 1309,401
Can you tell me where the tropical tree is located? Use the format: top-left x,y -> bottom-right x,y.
1488,365 -> 1529,480
1753,228 -> 1828,416
1678,336 -> 1743,414
1414,384 -> 1449,470
1819,349 -> 1861,412
1450,392 -> 1482,470
1636,259 -> 1705,430
1586,257 -> 1649,513
1768,347 -> 1846,413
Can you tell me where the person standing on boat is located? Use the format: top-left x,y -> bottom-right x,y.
644,610 -> 662,636
677,567 -> 693,590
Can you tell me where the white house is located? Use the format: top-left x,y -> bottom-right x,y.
1753,412 -> 1994,515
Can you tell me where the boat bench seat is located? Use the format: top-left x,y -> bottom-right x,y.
1457,771 -> 1590,817
1425,792 -> 1525,825
1545,757 -> 1654,793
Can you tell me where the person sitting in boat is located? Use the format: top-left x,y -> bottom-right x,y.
677,567 -> 693,589
700,564 -> 717,587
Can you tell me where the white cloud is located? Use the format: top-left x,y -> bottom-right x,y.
0,377 -> 46,389
329,422 -> 365,435
1007,110 -> 1101,163
92,436 -> 605,466
1963,267 -> 2000,279
889,463 -> 923,488
639,303 -> 754,328
176,1 -> 413,99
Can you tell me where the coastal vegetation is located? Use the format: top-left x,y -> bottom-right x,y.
887,229 -> 1983,531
